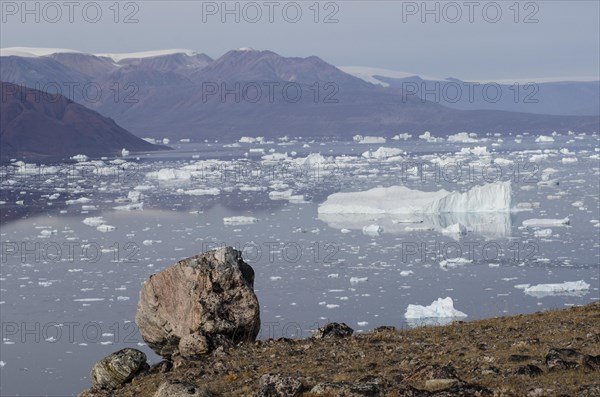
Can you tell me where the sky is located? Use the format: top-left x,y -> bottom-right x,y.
1,0 -> 599,80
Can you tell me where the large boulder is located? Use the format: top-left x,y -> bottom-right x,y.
135,247 -> 260,358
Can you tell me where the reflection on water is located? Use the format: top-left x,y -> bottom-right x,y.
318,211 -> 513,239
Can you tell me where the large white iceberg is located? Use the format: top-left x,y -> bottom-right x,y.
404,297 -> 467,321
318,181 -> 511,215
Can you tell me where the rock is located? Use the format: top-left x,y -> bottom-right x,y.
90,348 -> 148,389
257,373 -> 303,396
424,379 -> 458,391
77,387 -> 112,397
397,383 -> 492,396
508,354 -> 531,362
312,322 -> 354,339
405,364 -> 459,382
154,380 -> 212,397
178,333 -> 210,358
374,325 -> 396,333
545,348 -> 582,370
136,247 -> 260,358
310,381 -> 383,396
515,364 -> 543,377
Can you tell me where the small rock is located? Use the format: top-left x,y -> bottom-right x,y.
424,379 -> 458,391
154,380 -> 212,397
312,323 -> 354,339
310,381 -> 383,396
515,364 -> 543,377
508,354 -> 531,362
90,348 -> 148,389
545,348 -> 582,370
258,373 -> 303,397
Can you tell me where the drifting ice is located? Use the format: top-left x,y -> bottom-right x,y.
404,297 -> 467,319
524,280 -> 590,296
523,218 -> 570,227
319,182 -> 511,215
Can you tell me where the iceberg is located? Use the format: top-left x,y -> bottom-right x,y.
404,297 -> 467,324
318,181 -> 511,215
524,280 -> 590,298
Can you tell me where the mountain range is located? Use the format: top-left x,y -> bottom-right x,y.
1,47 -> 598,141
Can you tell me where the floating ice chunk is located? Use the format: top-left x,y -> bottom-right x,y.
66,197 -> 92,205
561,157 -> 578,164
350,277 -> 368,284
146,168 -> 192,181
400,270 -> 414,276
261,152 -> 288,161
96,224 -> 116,233
239,136 -> 265,144
439,258 -> 472,268
533,229 -> 553,237
535,135 -> 555,143
83,217 -> 106,227
459,146 -> 488,156
524,280 -> 590,297
223,216 -> 259,225
523,218 -> 569,227
353,135 -> 386,144
441,223 -> 467,235
530,154 -> 549,162
514,284 -> 530,290
269,276 -> 282,281
0,361 -> 5,367
447,132 -> 479,143
392,133 -> 412,140
121,148 -> 130,156
128,191 -> 142,203
73,298 -> 104,302
362,224 -> 383,236
404,297 -> 467,319
357,321 -> 368,327
293,153 -> 332,167
70,154 -> 88,162
326,304 -> 340,309
178,188 -> 220,196
418,131 -> 441,142
493,158 -> 513,166
319,182 -> 511,215
269,190 -> 305,202
362,147 -> 404,160
113,202 -> 143,211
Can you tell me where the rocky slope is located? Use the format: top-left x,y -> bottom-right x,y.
78,247 -> 600,397
0,82 -> 168,161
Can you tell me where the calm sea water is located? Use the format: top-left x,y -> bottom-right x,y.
1,133 -> 598,396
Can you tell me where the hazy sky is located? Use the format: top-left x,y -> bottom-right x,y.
1,0 -> 599,80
